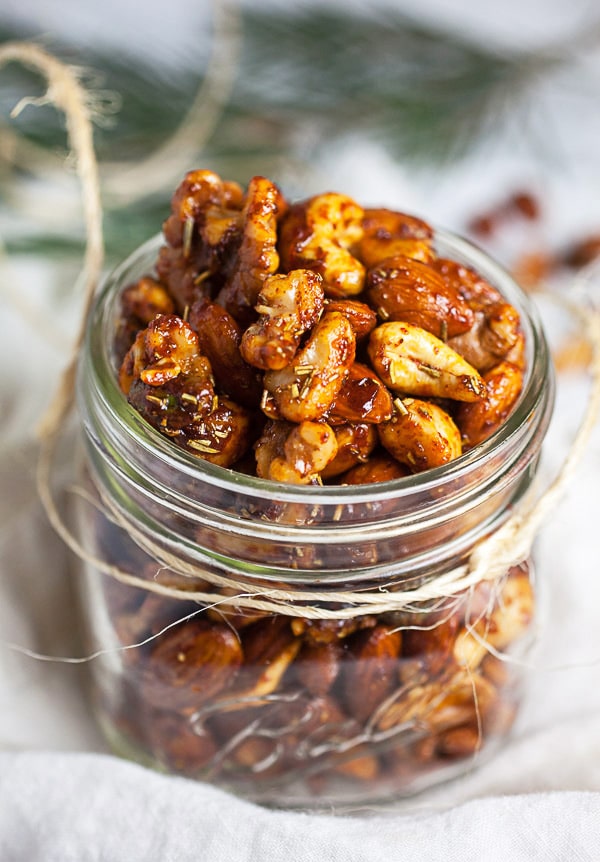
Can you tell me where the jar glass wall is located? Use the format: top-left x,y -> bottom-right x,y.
75,230 -> 554,807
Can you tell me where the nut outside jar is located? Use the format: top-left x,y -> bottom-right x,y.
75,176 -> 554,808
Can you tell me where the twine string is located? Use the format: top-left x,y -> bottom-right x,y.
1,43 -> 600,623
0,1 -> 241,206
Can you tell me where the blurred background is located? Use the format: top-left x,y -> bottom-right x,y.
2,0 -> 600,262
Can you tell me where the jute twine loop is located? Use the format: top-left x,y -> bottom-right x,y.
2,42 -> 600,620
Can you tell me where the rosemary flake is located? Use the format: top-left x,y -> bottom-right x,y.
418,363 -> 442,378
394,397 -> 409,415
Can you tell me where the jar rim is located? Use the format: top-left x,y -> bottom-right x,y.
81,228 -> 553,506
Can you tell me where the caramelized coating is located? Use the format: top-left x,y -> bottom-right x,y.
264,311 -> 356,422
456,361 -> 524,447
378,398 -> 462,472
368,321 -> 485,402
188,300 -> 263,408
367,255 -> 474,338
240,269 -> 324,370
216,176 -> 287,324
358,208 -> 434,267
326,362 -> 394,425
278,193 -> 365,297
254,419 -> 338,484
320,422 -> 378,479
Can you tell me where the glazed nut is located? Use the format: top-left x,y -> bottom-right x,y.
264,310 -> 356,422
324,299 -> 378,339
455,360 -> 524,447
402,613 -> 460,676
453,569 -> 534,670
278,193 -> 366,297
340,453 -> 410,484
216,175 -> 287,323
158,170 -> 244,311
320,423 -> 378,479
162,168 -> 243,249
119,276 -> 175,324
142,620 -> 243,711
240,269 -> 325,370
367,255 -> 474,338
255,419 -> 338,484
448,302 -> 523,374
235,617 -> 302,700
290,616 -> 378,644
295,640 -> 344,696
146,710 -> 218,774
343,625 -> 403,723
119,313 -> 201,394
358,208 -> 434,267
368,321 -> 485,402
378,397 -> 462,472
188,299 -> 263,408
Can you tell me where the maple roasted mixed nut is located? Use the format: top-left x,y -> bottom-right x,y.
117,169 -> 525,477
76,169 -> 553,803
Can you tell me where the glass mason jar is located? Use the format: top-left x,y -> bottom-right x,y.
75,231 -> 554,808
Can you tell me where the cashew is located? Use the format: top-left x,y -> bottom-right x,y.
453,569 -> 534,670
378,397 -> 462,472
368,321 -> 485,402
264,311 -> 356,422
255,419 -> 338,484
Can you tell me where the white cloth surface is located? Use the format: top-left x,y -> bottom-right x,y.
2,1 -> 600,858
0,752 -> 599,862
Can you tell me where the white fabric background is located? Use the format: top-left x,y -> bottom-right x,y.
1,0 -> 600,858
